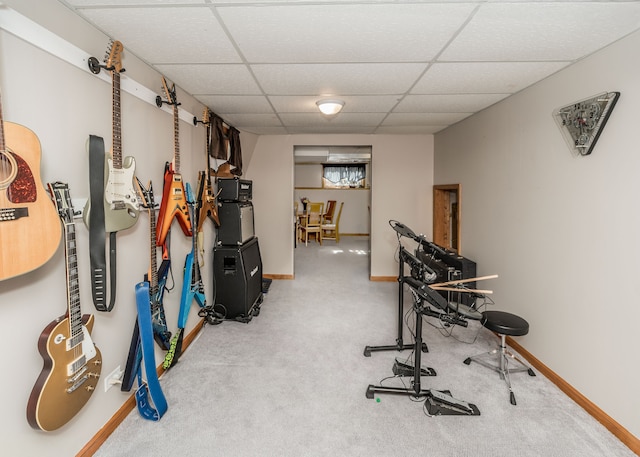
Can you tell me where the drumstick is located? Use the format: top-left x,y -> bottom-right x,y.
430,286 -> 493,294
429,274 -> 498,288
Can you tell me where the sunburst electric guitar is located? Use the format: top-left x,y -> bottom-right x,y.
0,91 -> 61,281
196,108 -> 220,232
27,182 -> 102,431
83,40 -> 139,232
156,76 -> 191,258
195,108 -> 220,264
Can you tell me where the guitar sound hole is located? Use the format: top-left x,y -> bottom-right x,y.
0,151 -> 18,188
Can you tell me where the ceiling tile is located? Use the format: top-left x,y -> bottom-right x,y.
441,3 -> 640,61
195,95 -> 274,114
412,61 -> 570,95
78,6 -> 241,64
269,95 -> 401,113
397,94 -> 509,113
220,113 -> 283,128
154,64 -> 261,95
252,63 -> 427,95
382,112 -> 472,126
217,3 -> 476,63
279,112 -> 386,127
375,125 -> 447,135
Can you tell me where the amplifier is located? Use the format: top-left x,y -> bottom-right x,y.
217,177 -> 252,202
217,201 -> 255,246
213,237 -> 263,320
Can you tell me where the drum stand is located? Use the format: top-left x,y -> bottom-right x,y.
363,247 -> 428,358
365,288 -> 480,416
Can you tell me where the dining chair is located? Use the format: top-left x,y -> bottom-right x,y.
299,201 -> 324,245
321,202 -> 343,243
323,200 -> 337,224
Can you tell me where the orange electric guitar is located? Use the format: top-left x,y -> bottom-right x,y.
0,91 -> 61,281
27,182 -> 102,431
155,76 -> 191,258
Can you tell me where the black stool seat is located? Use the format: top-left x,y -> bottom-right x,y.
482,310 -> 529,336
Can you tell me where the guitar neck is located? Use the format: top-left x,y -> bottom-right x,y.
148,203 -> 158,297
112,71 -> 122,169
172,105 -> 180,173
64,219 -> 84,350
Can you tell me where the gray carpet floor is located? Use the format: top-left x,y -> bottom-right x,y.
94,236 -> 634,457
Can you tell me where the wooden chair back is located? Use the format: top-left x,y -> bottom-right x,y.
321,202 -> 343,243
323,200 -> 337,223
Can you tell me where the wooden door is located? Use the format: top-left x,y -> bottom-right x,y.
433,184 -> 461,253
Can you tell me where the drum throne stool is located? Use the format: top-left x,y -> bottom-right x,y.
463,310 -> 536,405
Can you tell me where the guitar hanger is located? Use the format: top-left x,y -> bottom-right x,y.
155,77 -> 180,108
193,112 -> 211,127
88,41 -> 125,75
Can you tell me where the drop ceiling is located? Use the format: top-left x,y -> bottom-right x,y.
60,0 -> 640,136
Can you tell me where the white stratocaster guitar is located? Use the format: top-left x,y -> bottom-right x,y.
83,40 -> 138,232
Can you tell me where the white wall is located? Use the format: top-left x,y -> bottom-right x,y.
245,134 -> 434,278
435,30 -> 640,439
1,2 -> 214,455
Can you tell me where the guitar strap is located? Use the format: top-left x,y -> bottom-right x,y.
88,135 -> 117,312
134,281 -> 168,421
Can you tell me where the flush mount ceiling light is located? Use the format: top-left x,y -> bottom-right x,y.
316,99 -> 344,115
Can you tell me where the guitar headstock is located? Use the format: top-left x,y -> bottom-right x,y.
202,108 -> 210,125
47,182 -> 75,224
135,177 -> 156,210
160,76 -> 178,106
105,40 -> 124,73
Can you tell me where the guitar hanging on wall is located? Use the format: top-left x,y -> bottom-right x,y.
83,40 -> 139,231
194,108 -> 221,265
27,182 -> 102,432
0,90 -> 61,281
83,40 -> 139,312
122,178 -> 172,393
163,182 -> 206,370
553,91 -> 620,156
156,76 -> 191,259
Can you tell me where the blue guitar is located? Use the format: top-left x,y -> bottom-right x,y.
121,179 -> 172,392
163,182 -> 206,369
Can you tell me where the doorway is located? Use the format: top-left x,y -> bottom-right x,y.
293,146 -> 372,276
433,184 -> 461,253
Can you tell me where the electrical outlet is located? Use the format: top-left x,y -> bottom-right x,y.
103,365 -> 123,392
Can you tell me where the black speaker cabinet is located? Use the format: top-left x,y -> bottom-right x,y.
213,237 -> 263,320
217,177 -> 252,202
217,201 -> 255,246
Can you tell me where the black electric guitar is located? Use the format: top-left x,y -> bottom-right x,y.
27,183 -> 102,431
137,178 -> 172,349
122,179 -> 172,391
156,76 -> 191,258
83,40 -> 139,232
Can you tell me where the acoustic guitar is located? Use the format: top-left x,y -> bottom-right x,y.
27,182 -> 102,431
156,76 -> 191,257
83,40 -> 139,232
0,91 -> 61,281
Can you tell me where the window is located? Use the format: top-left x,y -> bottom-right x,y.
322,164 -> 366,189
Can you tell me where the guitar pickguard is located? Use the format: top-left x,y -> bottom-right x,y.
105,155 -> 139,210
